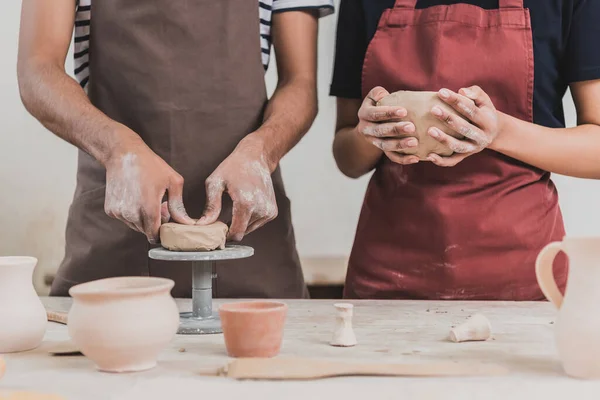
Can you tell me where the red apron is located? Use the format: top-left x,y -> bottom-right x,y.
346,0 -> 567,300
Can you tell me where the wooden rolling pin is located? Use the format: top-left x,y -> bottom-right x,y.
216,358 -> 509,380
46,310 -> 68,325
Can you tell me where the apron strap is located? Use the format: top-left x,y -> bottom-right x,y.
499,0 -> 524,8
393,0 -> 418,8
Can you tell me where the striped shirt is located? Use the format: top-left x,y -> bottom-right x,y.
74,0 -> 334,90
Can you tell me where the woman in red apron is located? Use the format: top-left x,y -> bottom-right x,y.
331,0 -> 600,300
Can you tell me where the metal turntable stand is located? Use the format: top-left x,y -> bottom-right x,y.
148,245 -> 254,334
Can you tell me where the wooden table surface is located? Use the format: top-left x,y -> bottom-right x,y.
2,297 -> 599,399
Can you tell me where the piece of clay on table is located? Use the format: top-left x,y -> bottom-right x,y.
449,314 -> 492,343
330,303 -> 357,347
377,90 -> 466,160
160,221 -> 228,251
46,310 -> 68,325
217,357 -> 508,379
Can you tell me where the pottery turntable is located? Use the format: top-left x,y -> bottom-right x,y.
148,245 -> 254,334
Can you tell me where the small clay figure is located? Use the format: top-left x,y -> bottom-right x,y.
449,314 -> 491,343
330,303 -> 357,347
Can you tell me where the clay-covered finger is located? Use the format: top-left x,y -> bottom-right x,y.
228,204 -> 253,242
372,137 -> 419,152
427,127 -> 477,154
361,121 -> 415,138
160,201 -> 171,223
364,86 -> 391,105
385,151 -> 420,165
197,178 -> 225,225
141,206 -> 162,244
430,106 -> 486,144
427,152 -> 469,167
460,85 -> 494,108
437,88 -> 488,128
167,174 -> 196,225
360,106 -> 408,122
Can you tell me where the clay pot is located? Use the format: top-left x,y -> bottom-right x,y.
68,277 -> 179,373
219,301 -> 287,358
0,257 -> 47,353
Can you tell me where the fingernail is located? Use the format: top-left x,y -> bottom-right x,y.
439,89 -> 450,98
396,109 -> 406,117
431,106 -> 443,117
462,88 -> 473,97
409,158 -> 419,164
373,140 -> 384,149
429,128 -> 440,138
403,123 -> 415,133
407,139 -> 418,147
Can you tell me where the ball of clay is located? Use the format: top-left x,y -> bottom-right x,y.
377,90 -> 466,160
160,222 -> 228,251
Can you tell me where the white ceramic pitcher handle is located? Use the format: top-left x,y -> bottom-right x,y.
535,242 -> 564,308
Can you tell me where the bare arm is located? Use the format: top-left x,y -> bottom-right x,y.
333,88 -> 418,179
18,0 -> 193,242
17,0 -> 143,165
428,81 -> 600,179
198,11 -> 322,240
491,80 -> 600,179
333,98 -> 382,178
247,10 -> 320,171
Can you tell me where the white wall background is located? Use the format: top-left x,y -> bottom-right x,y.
1,0 -> 599,291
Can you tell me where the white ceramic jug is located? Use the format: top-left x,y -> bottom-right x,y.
0,257 -> 47,353
536,237 -> 600,379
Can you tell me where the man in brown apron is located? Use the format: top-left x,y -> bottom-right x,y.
18,0 -> 330,298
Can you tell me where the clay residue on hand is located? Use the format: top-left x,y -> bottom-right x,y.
105,153 -> 142,223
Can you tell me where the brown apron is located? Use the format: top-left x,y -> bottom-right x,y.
51,0 -> 308,299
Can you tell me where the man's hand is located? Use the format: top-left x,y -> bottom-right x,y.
197,138 -> 277,242
427,86 -> 501,167
104,138 -> 195,243
357,87 -> 419,165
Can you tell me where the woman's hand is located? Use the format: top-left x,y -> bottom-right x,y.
427,86 -> 502,167
358,87 -> 419,165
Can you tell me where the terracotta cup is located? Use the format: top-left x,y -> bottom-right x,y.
68,277 -> 179,373
219,301 -> 288,358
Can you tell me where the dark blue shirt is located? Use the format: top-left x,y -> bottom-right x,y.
330,0 -> 600,128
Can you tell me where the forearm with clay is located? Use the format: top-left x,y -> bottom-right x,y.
17,60 -> 146,167
198,11 -> 320,241
18,0 -> 194,243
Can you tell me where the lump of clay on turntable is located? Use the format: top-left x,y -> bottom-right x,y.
160,222 -> 228,251
377,90 -> 466,160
